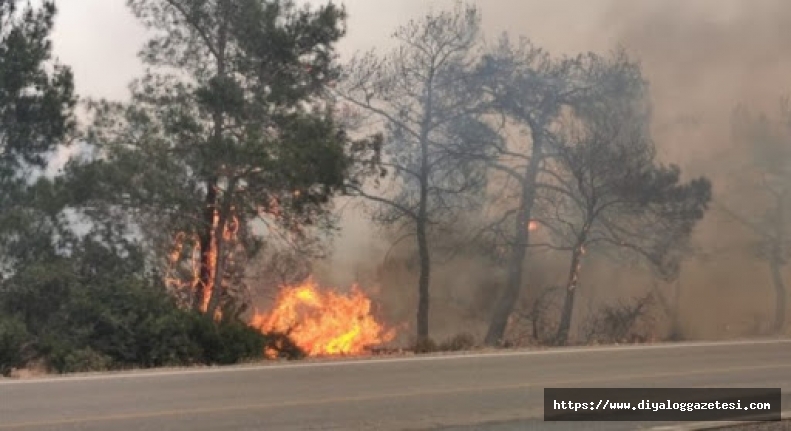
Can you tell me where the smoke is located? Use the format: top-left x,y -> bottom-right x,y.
323,0 -> 791,341
598,0 -> 791,338
51,0 -> 791,341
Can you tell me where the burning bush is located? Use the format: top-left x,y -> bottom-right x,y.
263,332 -> 307,360
251,278 -> 396,357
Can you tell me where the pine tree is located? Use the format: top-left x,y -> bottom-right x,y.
80,0 -> 378,317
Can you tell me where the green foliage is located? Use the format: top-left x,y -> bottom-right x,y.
0,315 -> 32,376
0,0 -> 76,274
0,1 -> 76,170
70,0 -> 380,314
187,314 -> 267,365
0,0 -> 299,376
0,234 -> 277,374
46,348 -> 114,374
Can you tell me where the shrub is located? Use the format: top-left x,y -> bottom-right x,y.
507,286 -> 563,347
47,347 -> 114,374
438,332 -> 476,351
0,316 -> 32,376
581,294 -> 656,345
190,314 -> 268,365
413,337 -> 437,353
0,263 -> 274,373
0,238 -> 303,373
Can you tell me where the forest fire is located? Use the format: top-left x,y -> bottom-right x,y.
250,278 -> 396,357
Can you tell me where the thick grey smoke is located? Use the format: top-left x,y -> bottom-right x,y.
596,0 -> 791,337
322,0 -> 791,341
52,0 -> 791,341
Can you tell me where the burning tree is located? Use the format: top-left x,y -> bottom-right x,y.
464,40 -> 651,345
461,43 -> 711,346
542,79 -> 711,345
336,2 -> 492,342
76,0 -> 381,318
466,38 -> 585,346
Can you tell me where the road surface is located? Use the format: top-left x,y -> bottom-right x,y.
1,339 -> 789,430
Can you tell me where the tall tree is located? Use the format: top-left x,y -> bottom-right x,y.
718,100 -> 791,333
0,0 -> 76,272
337,2 -> 490,342
470,44 -> 708,346
470,37 -> 574,346
544,83 -> 711,345
469,41 -> 630,345
0,0 -> 76,374
78,0 -> 377,317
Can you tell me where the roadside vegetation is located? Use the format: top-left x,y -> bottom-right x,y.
1,0 -> 787,375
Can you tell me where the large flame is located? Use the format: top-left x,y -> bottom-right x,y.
251,278 -> 396,357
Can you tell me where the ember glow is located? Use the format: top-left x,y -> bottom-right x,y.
251,278 -> 396,357
165,207 -> 241,318
527,220 -> 539,231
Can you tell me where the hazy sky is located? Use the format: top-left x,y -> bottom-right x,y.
51,0 -> 612,100
49,0 -> 791,180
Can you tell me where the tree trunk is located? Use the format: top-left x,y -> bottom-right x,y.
769,256 -> 787,334
484,211 -> 528,346
195,177 -> 218,312
416,214 -> 430,341
196,0 -> 229,315
556,285 -> 577,346
555,241 -> 586,346
206,178 -> 238,318
484,131 -> 544,346
769,195 -> 787,334
651,276 -> 683,338
671,278 -> 682,337
414,71 -> 434,342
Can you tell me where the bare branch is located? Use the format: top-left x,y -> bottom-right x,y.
344,183 -> 419,222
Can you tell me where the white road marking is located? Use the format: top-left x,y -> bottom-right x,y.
0,338 -> 788,385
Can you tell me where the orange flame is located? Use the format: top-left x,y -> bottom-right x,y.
165,209 -> 240,318
251,278 -> 396,357
527,220 -> 539,231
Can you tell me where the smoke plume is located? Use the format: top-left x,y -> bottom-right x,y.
319,0 -> 791,341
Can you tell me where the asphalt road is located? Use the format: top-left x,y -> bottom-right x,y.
1,339 -> 790,431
